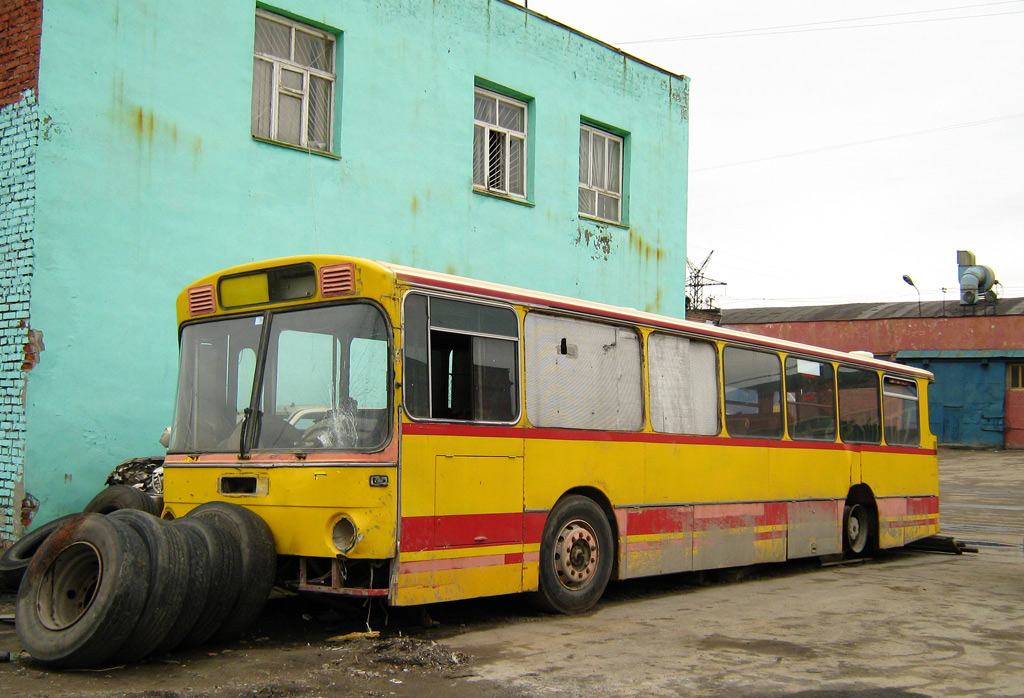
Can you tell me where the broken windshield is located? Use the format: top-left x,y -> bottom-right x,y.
170,303 -> 391,454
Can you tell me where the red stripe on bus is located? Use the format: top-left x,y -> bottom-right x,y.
400,421 -> 935,455
626,506 -> 694,536
400,512 -> 526,552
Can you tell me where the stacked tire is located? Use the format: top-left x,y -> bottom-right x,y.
13,502 -> 276,668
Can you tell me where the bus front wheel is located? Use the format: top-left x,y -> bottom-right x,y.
843,503 -> 871,556
535,495 -> 613,614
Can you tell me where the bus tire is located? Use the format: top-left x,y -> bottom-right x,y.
171,517 -> 242,648
16,513 -> 151,669
535,495 -> 613,614
150,520 -> 212,655
186,502 -> 276,642
843,503 -> 872,556
0,514 -> 79,592
108,510 -> 190,662
84,485 -> 161,516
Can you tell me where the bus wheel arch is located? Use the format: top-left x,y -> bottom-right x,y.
533,491 -> 615,614
844,485 -> 878,556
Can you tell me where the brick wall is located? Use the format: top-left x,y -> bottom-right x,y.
0,0 -> 43,106
0,0 -> 42,542
1006,390 -> 1024,449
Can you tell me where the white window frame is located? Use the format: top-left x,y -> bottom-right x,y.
579,124 -> 624,224
473,88 -> 528,199
252,9 -> 336,152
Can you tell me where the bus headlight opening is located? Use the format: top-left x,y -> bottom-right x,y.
332,517 -> 358,553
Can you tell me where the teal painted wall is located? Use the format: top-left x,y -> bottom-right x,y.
26,0 -> 689,523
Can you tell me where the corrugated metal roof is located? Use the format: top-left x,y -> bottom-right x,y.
721,297 -> 1024,324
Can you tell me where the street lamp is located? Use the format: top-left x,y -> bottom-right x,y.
903,274 -> 922,317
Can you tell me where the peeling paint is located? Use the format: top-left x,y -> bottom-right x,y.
21,493 -> 39,527
574,225 -> 612,261
21,326 -> 43,371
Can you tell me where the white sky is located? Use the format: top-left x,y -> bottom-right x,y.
521,0 -> 1024,308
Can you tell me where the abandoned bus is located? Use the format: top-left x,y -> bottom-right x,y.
163,255 -> 939,612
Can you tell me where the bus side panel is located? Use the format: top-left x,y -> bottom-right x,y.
787,500 -> 843,558
876,495 -> 940,549
692,501 -> 787,570
394,430 -> 525,606
617,506 -> 694,578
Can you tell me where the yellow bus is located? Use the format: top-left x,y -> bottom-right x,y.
163,255 -> 939,613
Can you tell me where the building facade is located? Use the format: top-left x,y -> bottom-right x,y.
723,298 -> 1024,448
0,0 -> 690,539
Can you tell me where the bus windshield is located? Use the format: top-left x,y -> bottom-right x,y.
170,303 -> 390,454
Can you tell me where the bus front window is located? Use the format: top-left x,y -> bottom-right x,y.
171,304 -> 391,453
171,315 -> 263,452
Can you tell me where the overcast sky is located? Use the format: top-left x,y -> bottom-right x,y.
521,0 -> 1024,308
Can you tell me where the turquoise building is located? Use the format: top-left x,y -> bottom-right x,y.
0,0 -> 689,539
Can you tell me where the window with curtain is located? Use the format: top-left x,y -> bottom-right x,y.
579,124 -> 624,223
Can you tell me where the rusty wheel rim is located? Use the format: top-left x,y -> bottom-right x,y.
36,541 -> 102,631
553,519 -> 599,590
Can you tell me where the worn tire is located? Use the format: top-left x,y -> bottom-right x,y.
170,517 -> 242,647
186,502 -> 276,642
150,519 -> 212,655
0,514 -> 79,592
85,485 -> 161,516
107,510 -> 190,662
16,513 -> 151,669
534,495 -> 614,614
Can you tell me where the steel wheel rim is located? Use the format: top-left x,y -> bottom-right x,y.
553,519 -> 599,590
36,541 -> 102,631
847,505 -> 868,552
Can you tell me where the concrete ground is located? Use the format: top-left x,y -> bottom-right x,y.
1,447 -> 1022,697
444,447 -> 1024,697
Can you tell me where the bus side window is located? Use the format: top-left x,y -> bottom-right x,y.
524,313 -> 643,431
838,366 -> 881,444
785,357 -> 836,441
882,376 -> 920,447
648,333 -> 719,435
404,293 -> 519,423
723,346 -> 783,439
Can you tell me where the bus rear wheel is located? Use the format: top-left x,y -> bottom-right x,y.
843,503 -> 871,556
535,495 -> 613,614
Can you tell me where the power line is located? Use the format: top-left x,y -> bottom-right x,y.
617,1 -> 1024,44
691,113 -> 1024,173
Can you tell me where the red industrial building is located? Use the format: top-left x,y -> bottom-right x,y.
722,297 -> 1024,449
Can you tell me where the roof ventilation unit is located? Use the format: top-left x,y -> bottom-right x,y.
957,250 -> 997,305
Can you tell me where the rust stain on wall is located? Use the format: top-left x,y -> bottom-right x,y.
628,229 -> 664,264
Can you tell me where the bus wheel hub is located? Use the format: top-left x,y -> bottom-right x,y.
554,520 -> 599,589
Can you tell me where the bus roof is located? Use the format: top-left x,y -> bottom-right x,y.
179,255 -> 933,381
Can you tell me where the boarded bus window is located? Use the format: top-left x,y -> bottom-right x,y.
403,293 -> 519,423
723,346 -> 783,439
785,357 -> 836,441
838,366 -> 881,444
525,314 -> 642,431
649,333 -> 719,435
883,376 -> 920,447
